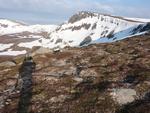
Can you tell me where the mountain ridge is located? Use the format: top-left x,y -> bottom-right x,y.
68,11 -> 150,23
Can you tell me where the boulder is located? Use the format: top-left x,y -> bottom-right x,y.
50,95 -> 67,103
110,88 -> 136,105
0,61 -> 16,67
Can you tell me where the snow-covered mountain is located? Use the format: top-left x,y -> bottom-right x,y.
45,12 -> 150,47
0,19 -> 58,56
0,11 -> 150,56
0,19 -> 58,35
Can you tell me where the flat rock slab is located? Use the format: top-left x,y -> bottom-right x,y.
0,61 -> 16,67
110,88 -> 136,105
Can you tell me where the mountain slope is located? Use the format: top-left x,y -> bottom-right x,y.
46,11 -> 150,48
0,19 -> 57,35
0,19 -> 58,56
0,11 -> 150,56
0,32 -> 150,113
92,22 -> 150,43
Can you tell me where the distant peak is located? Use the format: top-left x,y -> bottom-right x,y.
68,11 -> 97,23
68,11 -> 147,24
0,18 -> 27,26
68,11 -> 122,24
77,11 -> 96,15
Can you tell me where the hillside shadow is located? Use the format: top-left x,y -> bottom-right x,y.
17,56 -> 36,113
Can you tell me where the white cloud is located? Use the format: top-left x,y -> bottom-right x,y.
0,0 -> 149,24
0,0 -> 113,13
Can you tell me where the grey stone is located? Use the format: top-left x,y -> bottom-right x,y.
0,61 -> 16,67
79,36 -> 92,46
110,88 -> 136,105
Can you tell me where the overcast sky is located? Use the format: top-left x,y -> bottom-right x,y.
0,0 -> 150,24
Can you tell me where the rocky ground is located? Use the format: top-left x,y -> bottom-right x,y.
0,32 -> 150,113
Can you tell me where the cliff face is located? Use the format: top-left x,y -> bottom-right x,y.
0,33 -> 150,113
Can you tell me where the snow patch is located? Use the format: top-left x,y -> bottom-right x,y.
0,44 -> 13,51
0,19 -> 58,35
18,40 -> 42,49
0,50 -> 27,56
125,17 -> 150,23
